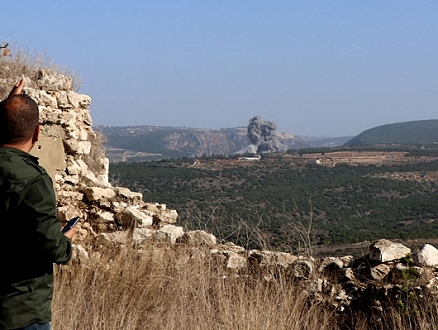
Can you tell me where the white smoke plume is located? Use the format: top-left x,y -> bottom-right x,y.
246,115 -> 287,154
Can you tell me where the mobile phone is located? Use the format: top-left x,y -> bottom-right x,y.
62,216 -> 80,233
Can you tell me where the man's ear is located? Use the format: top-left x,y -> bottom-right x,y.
32,124 -> 40,144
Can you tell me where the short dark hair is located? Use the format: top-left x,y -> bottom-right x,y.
0,94 -> 39,145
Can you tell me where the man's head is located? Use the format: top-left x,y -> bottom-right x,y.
0,94 -> 39,146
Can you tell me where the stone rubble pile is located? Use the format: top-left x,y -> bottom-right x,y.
16,71 -> 438,316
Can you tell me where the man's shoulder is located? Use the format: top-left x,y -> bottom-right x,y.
0,147 -> 47,183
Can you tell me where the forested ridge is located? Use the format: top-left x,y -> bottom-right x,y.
110,153 -> 438,253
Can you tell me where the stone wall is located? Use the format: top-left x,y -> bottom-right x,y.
15,71 -> 180,240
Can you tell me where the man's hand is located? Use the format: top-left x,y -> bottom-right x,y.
8,77 -> 24,97
63,227 -> 77,240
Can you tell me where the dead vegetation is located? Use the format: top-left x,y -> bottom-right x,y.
0,42 -> 81,99
52,244 -> 438,330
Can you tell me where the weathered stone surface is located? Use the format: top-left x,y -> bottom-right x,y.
30,135 -> 66,184
340,255 -> 354,268
132,228 -> 156,245
177,230 -> 217,247
225,251 -> 248,269
153,209 -> 178,225
290,259 -> 314,278
57,205 -> 79,222
95,211 -> 115,224
97,231 -> 129,247
369,239 -> 411,262
222,242 -> 245,253
144,203 -> 167,213
274,252 -> 297,269
57,190 -> 83,200
157,225 -> 185,244
413,244 -> 438,267
116,206 -> 153,228
370,264 -> 391,281
25,89 -> 58,108
37,70 -> 73,91
341,268 -> 356,281
248,250 -> 275,269
83,187 -> 116,201
66,161 -> 82,175
116,187 -> 143,201
72,244 -> 89,263
82,170 -> 110,188
318,257 -> 344,273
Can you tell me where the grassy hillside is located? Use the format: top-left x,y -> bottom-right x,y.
110,152 -> 438,254
345,119 -> 438,146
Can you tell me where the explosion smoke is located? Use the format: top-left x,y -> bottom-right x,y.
246,115 -> 287,154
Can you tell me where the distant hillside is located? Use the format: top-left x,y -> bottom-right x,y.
98,126 -> 308,162
301,136 -> 353,148
344,120 -> 438,147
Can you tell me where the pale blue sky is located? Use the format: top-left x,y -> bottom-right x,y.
2,1 -> 438,136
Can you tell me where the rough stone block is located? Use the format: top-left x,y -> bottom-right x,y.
413,244 -> 438,267
157,225 -> 184,244
83,187 -> 116,201
116,206 -> 153,228
369,239 -> 411,263
177,230 -> 217,247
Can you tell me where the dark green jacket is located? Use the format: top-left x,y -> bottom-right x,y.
0,147 -> 72,329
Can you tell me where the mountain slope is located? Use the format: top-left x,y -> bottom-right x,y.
345,119 -> 438,147
98,126 -> 308,162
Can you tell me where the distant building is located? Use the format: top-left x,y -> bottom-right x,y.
239,155 -> 261,161
315,156 -> 336,167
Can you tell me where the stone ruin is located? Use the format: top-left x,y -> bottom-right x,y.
10,71 -> 438,320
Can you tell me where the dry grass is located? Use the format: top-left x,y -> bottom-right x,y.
0,43 -> 81,99
51,244 -> 438,330
52,245 -> 334,330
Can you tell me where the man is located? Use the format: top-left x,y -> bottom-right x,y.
0,79 -> 76,330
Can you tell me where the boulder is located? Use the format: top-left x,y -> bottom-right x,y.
274,252 -> 297,269
369,239 -> 411,262
116,187 -> 143,202
318,257 -> 344,273
83,187 -> 116,201
413,244 -> 438,267
177,230 -> 217,247
225,251 -> 248,270
97,231 -> 129,247
116,206 -> 153,228
290,259 -> 314,279
157,225 -> 185,244
154,209 -> 178,224
132,228 -> 156,245
370,264 -> 391,281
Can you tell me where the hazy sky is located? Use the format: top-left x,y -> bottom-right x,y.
2,1 -> 438,137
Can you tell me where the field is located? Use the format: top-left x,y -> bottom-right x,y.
110,150 -> 438,256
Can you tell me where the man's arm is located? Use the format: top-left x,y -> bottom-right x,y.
21,174 -> 73,264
